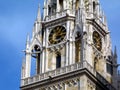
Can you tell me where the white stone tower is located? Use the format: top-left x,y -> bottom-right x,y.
20,0 -> 117,90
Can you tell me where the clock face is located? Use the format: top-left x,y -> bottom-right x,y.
49,26 -> 66,44
93,31 -> 102,51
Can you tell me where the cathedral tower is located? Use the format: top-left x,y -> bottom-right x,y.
21,0 -> 117,90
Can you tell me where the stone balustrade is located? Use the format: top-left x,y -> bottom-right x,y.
45,9 -> 74,22
21,61 -> 83,86
21,61 -> 115,90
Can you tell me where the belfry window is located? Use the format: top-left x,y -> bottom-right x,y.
48,0 -> 56,15
56,54 -> 61,68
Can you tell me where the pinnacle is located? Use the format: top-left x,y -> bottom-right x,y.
36,3 -> 41,21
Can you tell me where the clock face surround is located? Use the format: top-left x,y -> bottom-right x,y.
93,31 -> 102,51
49,26 -> 66,44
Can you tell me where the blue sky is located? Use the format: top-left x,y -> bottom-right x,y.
0,0 -> 119,90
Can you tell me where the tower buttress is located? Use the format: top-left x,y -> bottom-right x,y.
23,34 -> 31,78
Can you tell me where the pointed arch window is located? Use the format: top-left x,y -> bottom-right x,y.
75,32 -> 81,63
56,54 -> 61,68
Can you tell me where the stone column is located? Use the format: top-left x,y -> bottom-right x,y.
45,28 -> 49,72
69,22 -> 74,64
66,21 -> 70,66
41,28 -> 47,73
66,42 -> 69,66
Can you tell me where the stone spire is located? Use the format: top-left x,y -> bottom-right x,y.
112,46 -> 118,90
36,3 -> 41,21
114,46 -> 117,58
32,4 -> 42,38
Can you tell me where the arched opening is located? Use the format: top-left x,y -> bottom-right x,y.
31,45 -> 41,75
48,5 -> 52,15
48,0 -> 57,15
93,1 -> 96,13
75,32 -> 81,63
56,54 -> 61,68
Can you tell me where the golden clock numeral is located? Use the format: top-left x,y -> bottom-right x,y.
56,27 -> 60,31
63,29 -> 65,32
57,29 -> 60,33
57,27 -> 63,34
